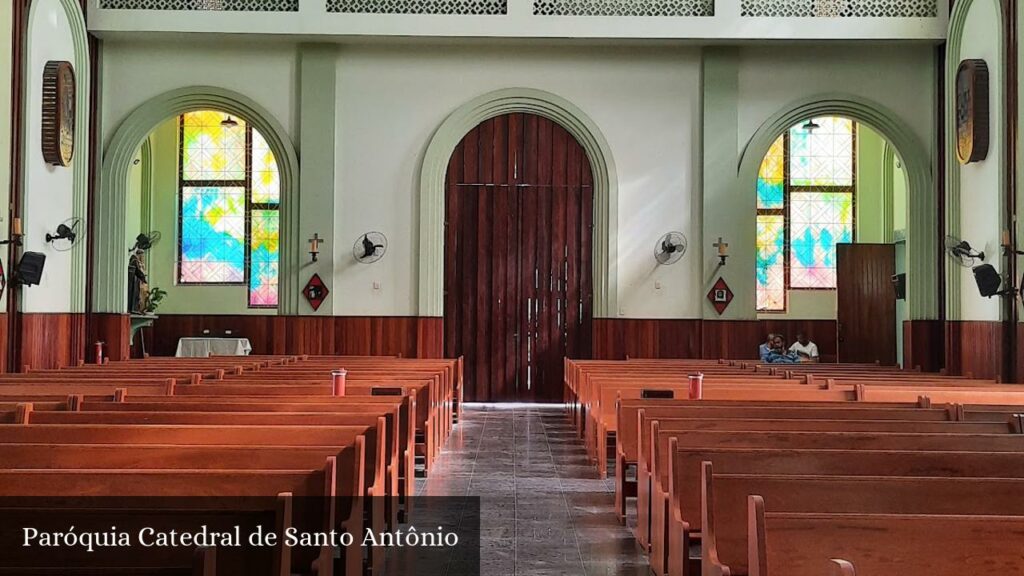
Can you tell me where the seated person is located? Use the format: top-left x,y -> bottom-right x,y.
789,332 -> 820,363
766,334 -> 800,364
758,333 -> 776,362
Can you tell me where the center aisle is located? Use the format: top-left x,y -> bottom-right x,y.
417,404 -> 649,576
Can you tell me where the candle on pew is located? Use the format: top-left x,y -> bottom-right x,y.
332,369 -> 347,396
688,372 -> 703,400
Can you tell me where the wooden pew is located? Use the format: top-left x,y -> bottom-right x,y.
646,427 -> 1024,576
747,497 -> 1024,576
701,463 -> 1024,576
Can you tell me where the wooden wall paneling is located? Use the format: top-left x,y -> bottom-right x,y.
701,320 -> 761,360
20,313 -> 85,370
590,319 -> 701,360
945,321 -> 1003,380
902,319 -> 944,372
89,313 -> 131,362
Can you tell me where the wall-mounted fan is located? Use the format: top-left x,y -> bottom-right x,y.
945,235 -> 985,268
354,232 -> 387,264
655,232 -> 687,265
45,217 -> 82,252
131,231 -> 162,252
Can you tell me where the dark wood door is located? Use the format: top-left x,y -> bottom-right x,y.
444,114 -> 593,402
837,243 -> 897,364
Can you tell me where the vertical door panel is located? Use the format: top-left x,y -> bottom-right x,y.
837,243 -> 897,364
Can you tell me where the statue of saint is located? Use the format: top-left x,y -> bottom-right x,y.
128,248 -> 149,314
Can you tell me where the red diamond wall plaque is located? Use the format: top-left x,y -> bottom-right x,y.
303,273 -> 329,312
706,277 -> 733,315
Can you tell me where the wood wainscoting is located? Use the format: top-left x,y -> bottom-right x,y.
903,320 -> 944,373
88,314 -> 132,363
19,313 -> 86,371
592,319 -> 838,362
945,321 -> 1005,381
141,315 -> 444,359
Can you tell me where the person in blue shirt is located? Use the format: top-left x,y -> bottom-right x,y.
758,333 -> 776,362
766,334 -> 800,364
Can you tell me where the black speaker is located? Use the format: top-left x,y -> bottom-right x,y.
891,273 -> 906,300
15,252 -> 46,286
973,264 -> 1002,297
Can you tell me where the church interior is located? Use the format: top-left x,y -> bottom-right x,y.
3,0 -> 1024,574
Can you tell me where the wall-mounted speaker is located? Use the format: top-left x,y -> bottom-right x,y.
973,264 -> 1002,297
14,252 -> 46,286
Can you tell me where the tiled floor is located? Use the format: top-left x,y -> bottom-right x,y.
416,404 -> 650,576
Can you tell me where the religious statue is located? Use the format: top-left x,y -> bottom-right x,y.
128,247 -> 149,314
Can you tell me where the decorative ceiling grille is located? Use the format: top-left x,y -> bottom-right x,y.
327,0 -> 507,14
741,0 -> 936,17
533,0 -> 712,16
99,0 -> 298,10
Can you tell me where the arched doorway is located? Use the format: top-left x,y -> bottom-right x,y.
753,116 -> 907,365
444,113 -> 594,402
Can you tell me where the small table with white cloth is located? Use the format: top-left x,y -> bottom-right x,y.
175,337 -> 253,358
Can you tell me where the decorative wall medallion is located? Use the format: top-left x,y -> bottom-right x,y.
41,61 -> 75,167
302,273 -> 329,311
956,59 -> 989,165
706,277 -> 733,315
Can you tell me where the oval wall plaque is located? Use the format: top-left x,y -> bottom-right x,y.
41,60 -> 76,167
956,58 -> 989,165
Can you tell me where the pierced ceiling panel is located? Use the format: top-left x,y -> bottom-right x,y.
99,0 -> 298,10
327,0 -> 507,14
533,0 -> 712,16
741,0 -> 936,17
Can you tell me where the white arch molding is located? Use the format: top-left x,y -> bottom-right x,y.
418,88 -> 619,318
23,0 -> 90,312
737,94 -> 937,320
96,87 -> 300,314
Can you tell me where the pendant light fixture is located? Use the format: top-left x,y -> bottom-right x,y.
220,115 -> 239,128
802,118 -> 820,133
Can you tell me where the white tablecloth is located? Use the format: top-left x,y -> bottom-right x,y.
175,337 -> 253,358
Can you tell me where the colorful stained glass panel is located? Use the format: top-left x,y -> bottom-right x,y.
249,209 -> 280,307
756,214 -> 786,311
757,135 -> 785,209
181,111 -> 247,181
179,186 -> 246,283
251,129 -> 280,205
790,191 -> 853,288
789,117 -> 853,187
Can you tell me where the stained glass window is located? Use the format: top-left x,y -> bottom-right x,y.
178,111 -> 280,308
755,117 -> 856,312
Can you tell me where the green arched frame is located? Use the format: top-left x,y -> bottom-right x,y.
737,94 -> 937,320
96,86 -> 300,315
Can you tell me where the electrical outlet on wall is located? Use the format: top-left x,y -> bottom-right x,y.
655,281 -> 662,290
372,281 -> 381,291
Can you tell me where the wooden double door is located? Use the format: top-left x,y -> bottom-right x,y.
444,113 -> 594,402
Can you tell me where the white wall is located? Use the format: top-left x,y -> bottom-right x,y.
100,39 -> 298,155
0,1 -> 12,312
334,44 -> 702,318
22,0 -> 76,313
956,0 -> 1003,321
99,39 -> 935,320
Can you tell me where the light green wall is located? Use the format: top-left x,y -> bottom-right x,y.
127,148 -> 144,249
856,124 -> 886,244
144,117 -> 276,315
893,154 -> 907,233
0,0 -> 10,312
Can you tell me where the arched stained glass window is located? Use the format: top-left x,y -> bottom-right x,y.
756,117 -> 856,312
177,110 -> 280,308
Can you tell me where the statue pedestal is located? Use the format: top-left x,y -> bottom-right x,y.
129,314 -> 158,350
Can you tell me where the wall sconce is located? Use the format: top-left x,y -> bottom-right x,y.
308,233 -> 322,263
714,236 -> 729,266
0,217 -> 24,246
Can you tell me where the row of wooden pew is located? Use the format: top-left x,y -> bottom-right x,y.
0,354 -> 461,576
565,358 -> 1024,576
